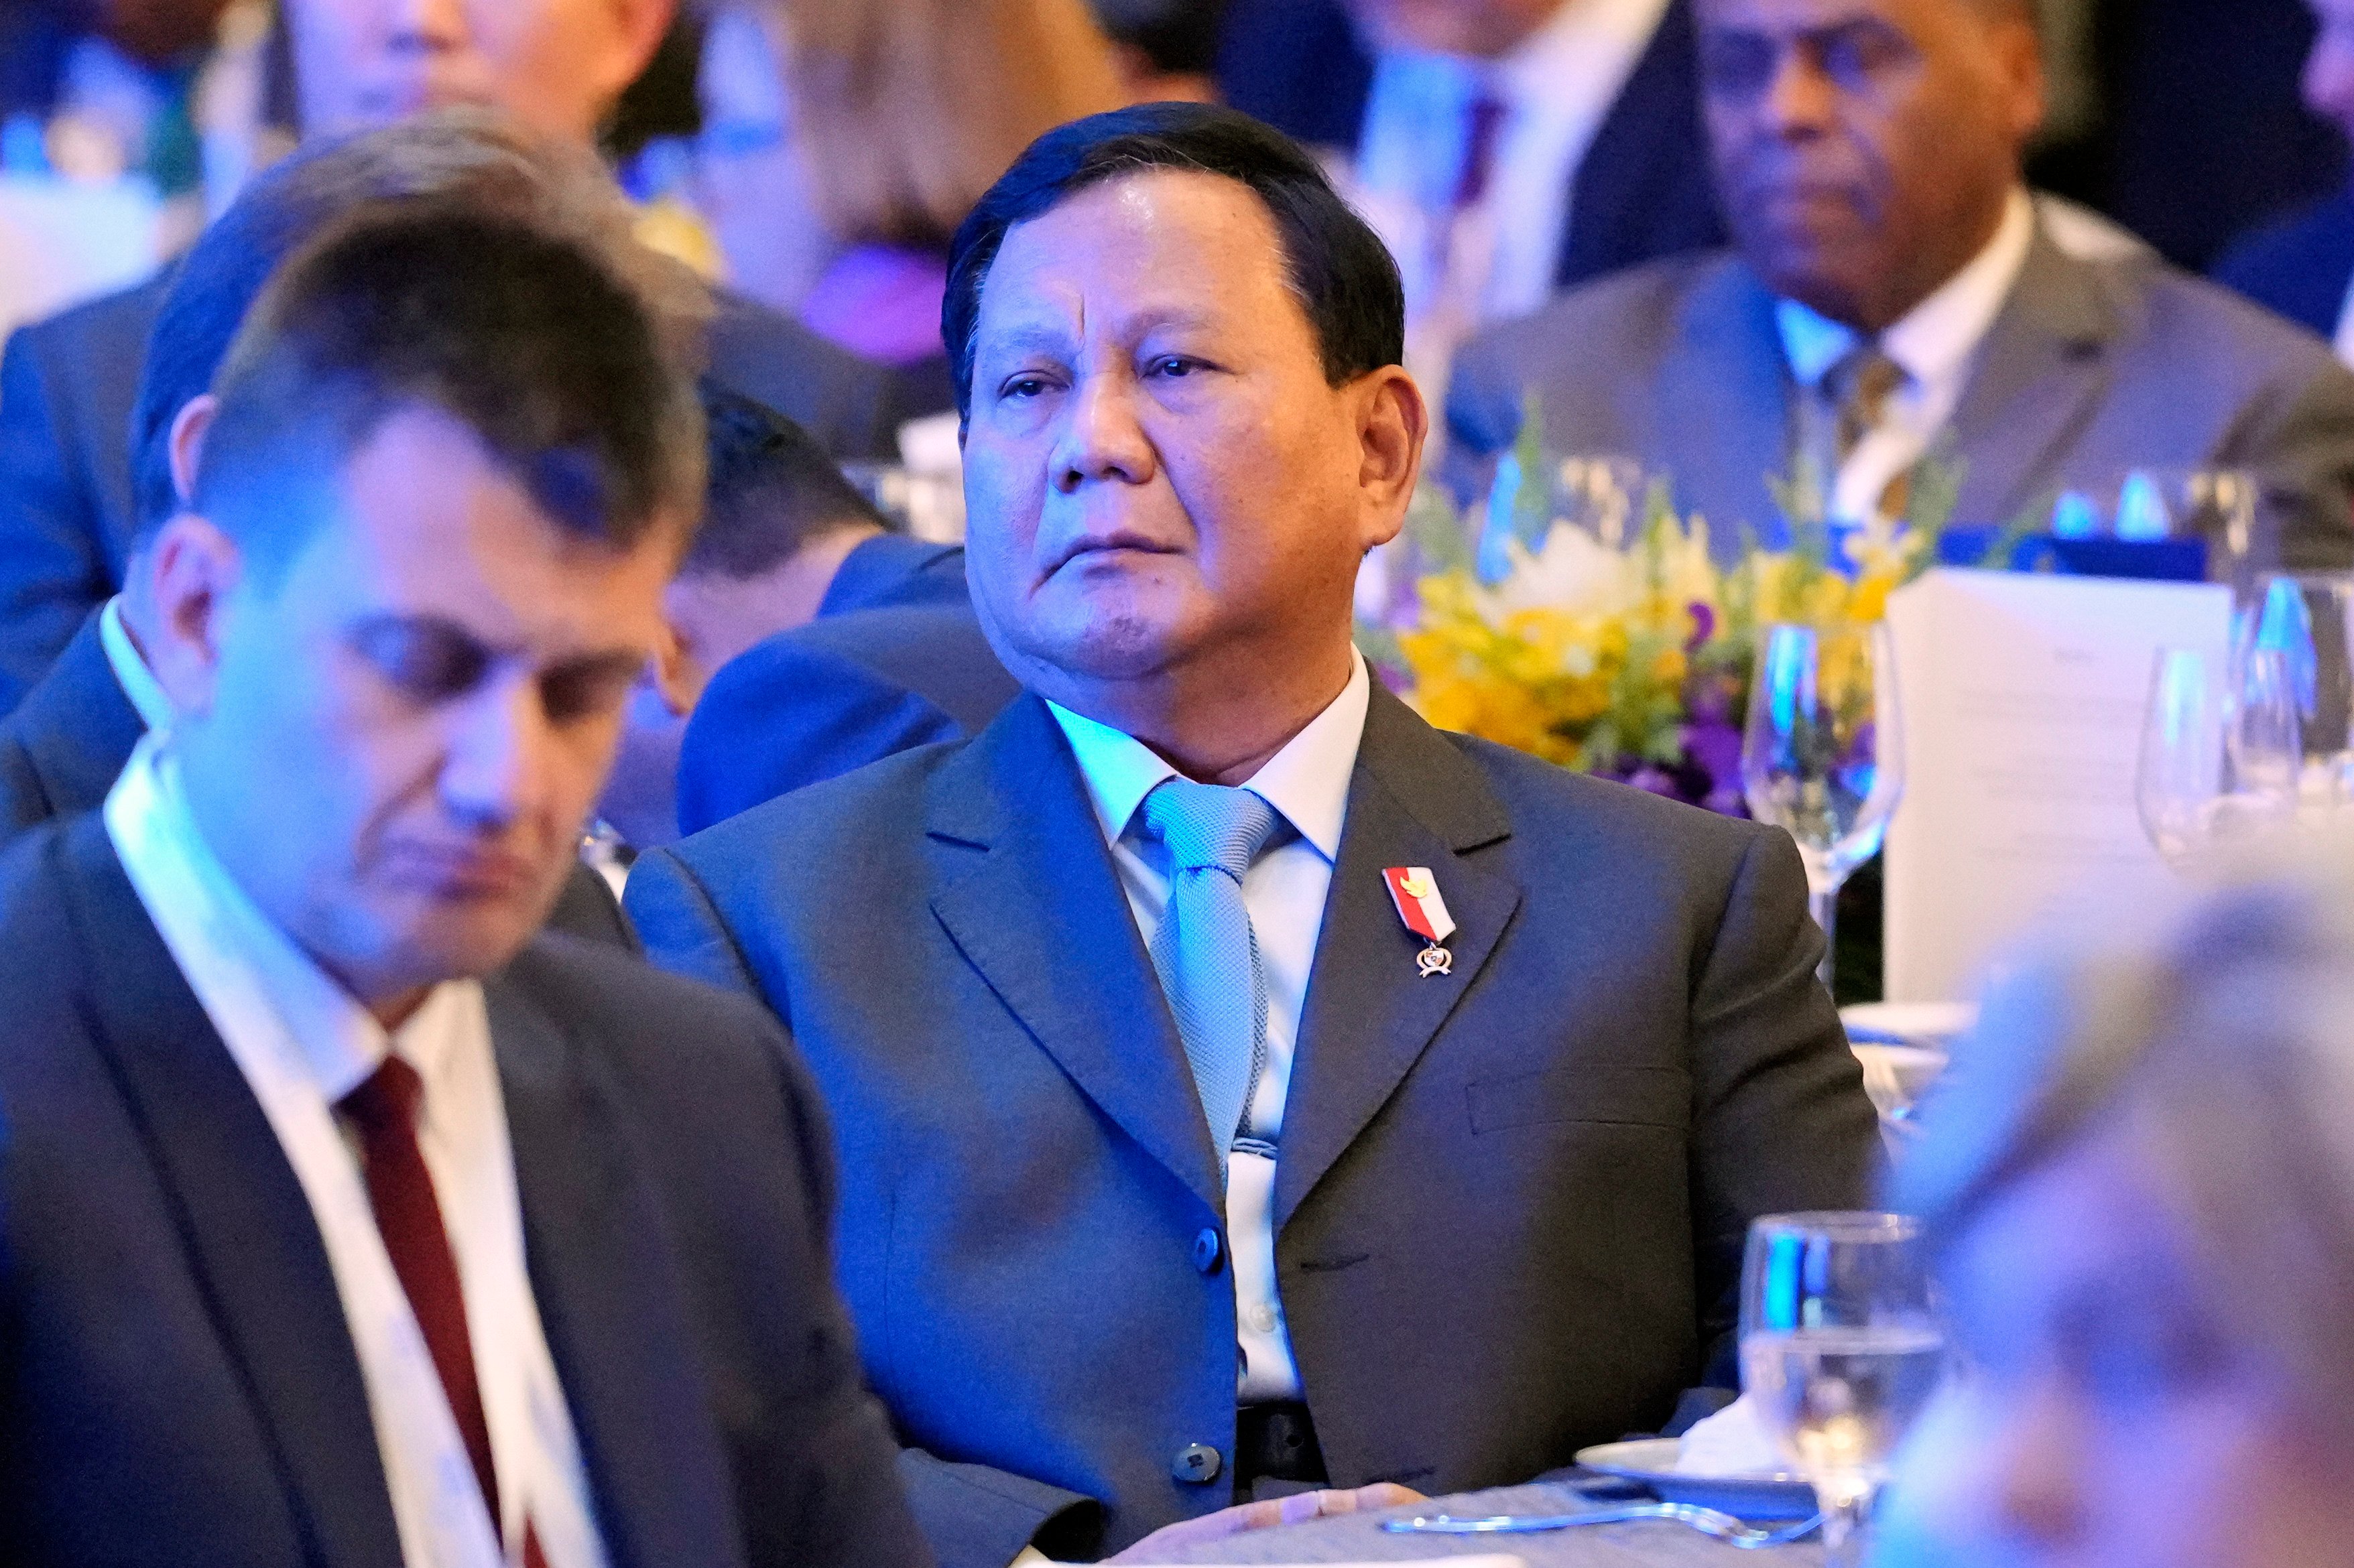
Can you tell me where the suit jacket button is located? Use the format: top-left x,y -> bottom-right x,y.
1192,1228 -> 1224,1275
1173,1443 -> 1223,1484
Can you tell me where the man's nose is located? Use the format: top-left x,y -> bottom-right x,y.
1978,1380 -> 2091,1553
1760,48 -> 1839,139
439,677 -> 554,834
1050,373 -> 1158,495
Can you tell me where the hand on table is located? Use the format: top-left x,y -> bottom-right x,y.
1107,1484 -> 1427,1562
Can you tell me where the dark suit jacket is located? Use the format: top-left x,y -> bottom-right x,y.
0,606 -> 636,948
675,538 -> 1019,836
0,277 -> 910,716
1448,224 -> 2354,570
1217,0 -> 1724,291
627,685 -> 1878,1567
2214,189 -> 2354,340
0,815 -> 930,1568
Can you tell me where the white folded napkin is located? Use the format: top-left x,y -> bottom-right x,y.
1674,1393 -> 1788,1476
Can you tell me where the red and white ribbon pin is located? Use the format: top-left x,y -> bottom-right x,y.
1383,866 -> 1457,977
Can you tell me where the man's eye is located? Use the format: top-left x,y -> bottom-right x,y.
541,664 -> 638,726
1150,356 -> 1200,379
999,375 -> 1054,401
353,625 -> 490,702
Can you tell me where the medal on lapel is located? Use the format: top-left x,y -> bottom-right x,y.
1383,866 -> 1457,978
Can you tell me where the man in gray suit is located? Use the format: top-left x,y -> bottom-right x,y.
627,103 -> 1877,1568
0,0 -> 906,716
1447,0 -> 2354,568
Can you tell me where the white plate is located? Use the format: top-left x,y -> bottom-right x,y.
1839,1001 -> 1977,1049
1572,1439 -> 1818,1520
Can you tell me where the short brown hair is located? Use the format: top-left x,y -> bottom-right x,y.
764,0 -> 1127,251
197,202 -> 706,566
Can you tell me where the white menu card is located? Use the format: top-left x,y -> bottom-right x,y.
1882,569 -> 2233,1002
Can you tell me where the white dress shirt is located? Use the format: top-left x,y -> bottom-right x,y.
1774,187 -> 2036,526
1347,0 -> 1671,393
105,739 -> 609,1568
1046,654 -> 1370,1404
99,594 -> 174,731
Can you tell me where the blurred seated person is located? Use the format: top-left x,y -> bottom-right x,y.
1447,0 -> 2354,570
1090,0 -> 1227,101
694,0 -> 1123,416
1875,864 -> 2354,1568
0,113 -> 676,948
0,191 -> 927,1568
2214,0 -> 2354,365
1218,0 -> 1727,393
0,0 -> 910,720
601,384 -> 1015,850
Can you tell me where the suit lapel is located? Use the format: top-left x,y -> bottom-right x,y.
1661,259 -> 1798,545
53,818 -> 402,1568
1274,690 -> 1521,1230
17,611 -> 147,819
926,696 -> 1225,1214
489,976 -> 748,1568
1946,229 -> 2119,526
1556,0 -> 1702,285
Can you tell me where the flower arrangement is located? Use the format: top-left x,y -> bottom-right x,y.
1359,401 -> 1957,815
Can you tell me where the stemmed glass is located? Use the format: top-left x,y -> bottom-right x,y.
1741,623 -> 1906,993
1740,1213 -> 1944,1568
2136,645 -> 2301,866
2241,572 -> 2354,812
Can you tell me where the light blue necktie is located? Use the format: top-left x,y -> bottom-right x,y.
1138,778 -> 1284,1178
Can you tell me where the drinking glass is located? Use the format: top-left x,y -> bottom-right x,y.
2136,646 -> 2302,866
2241,572 -> 2354,811
1740,1213 -> 1944,1568
1741,623 -> 1905,992
1477,450 -> 1650,581
2051,466 -> 2259,582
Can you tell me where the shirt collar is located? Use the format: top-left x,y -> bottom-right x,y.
1775,186 -> 2036,393
112,738 -> 463,1104
1046,651 -> 1370,864
99,596 -> 176,732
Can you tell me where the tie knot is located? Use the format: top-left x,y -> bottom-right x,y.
1139,778 -> 1284,880
1827,343 -> 1906,423
340,1055 -> 424,1138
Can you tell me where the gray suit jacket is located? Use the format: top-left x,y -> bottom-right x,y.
0,275 -> 911,715
1448,225 -> 2354,570
625,685 -> 1877,1567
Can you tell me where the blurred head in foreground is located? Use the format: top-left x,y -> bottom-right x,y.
1890,866 -> 2354,1568
599,383 -> 888,849
145,202 -> 702,1019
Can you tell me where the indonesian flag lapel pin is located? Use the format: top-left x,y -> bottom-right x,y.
1383,866 -> 1457,978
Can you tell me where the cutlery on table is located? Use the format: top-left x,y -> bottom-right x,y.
1384,1504 -> 1823,1549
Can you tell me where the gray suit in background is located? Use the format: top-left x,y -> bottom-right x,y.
0,278 -> 912,716
1448,220 -> 2354,570
625,684 -> 1877,1567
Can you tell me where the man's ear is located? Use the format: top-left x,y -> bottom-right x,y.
144,513 -> 244,721
168,395 -> 219,509
652,621 -> 702,718
600,0 -> 679,106
1355,365 -> 1429,551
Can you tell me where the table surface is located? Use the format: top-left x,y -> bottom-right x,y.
1134,1484 -> 1826,1567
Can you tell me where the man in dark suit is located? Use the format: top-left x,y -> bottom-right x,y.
627,103 -> 1876,1568
0,198 -> 926,1568
2213,0 -> 2354,352
605,385 -> 1015,848
1448,0 -> 2354,570
1218,0 -> 1724,365
0,0 -> 907,718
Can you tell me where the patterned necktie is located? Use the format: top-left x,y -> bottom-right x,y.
343,1057 -> 549,1568
1138,779 -> 1285,1175
1822,342 -> 1913,521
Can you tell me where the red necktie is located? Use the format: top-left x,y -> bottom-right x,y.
343,1057 -> 548,1567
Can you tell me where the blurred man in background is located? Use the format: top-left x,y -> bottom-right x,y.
1220,0 -> 1724,395
2215,0 -> 2354,366
600,384 -> 1013,852
1448,0 -> 2354,568
0,0 -> 906,718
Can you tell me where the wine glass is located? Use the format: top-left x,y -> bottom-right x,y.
1740,1212 -> 1944,1568
2136,646 -> 2301,866
2242,572 -> 2354,812
1741,623 -> 1905,993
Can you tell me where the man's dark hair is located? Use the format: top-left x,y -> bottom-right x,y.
131,110 -> 698,538
942,102 -> 1404,419
196,202 -> 704,564
684,383 -> 885,580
